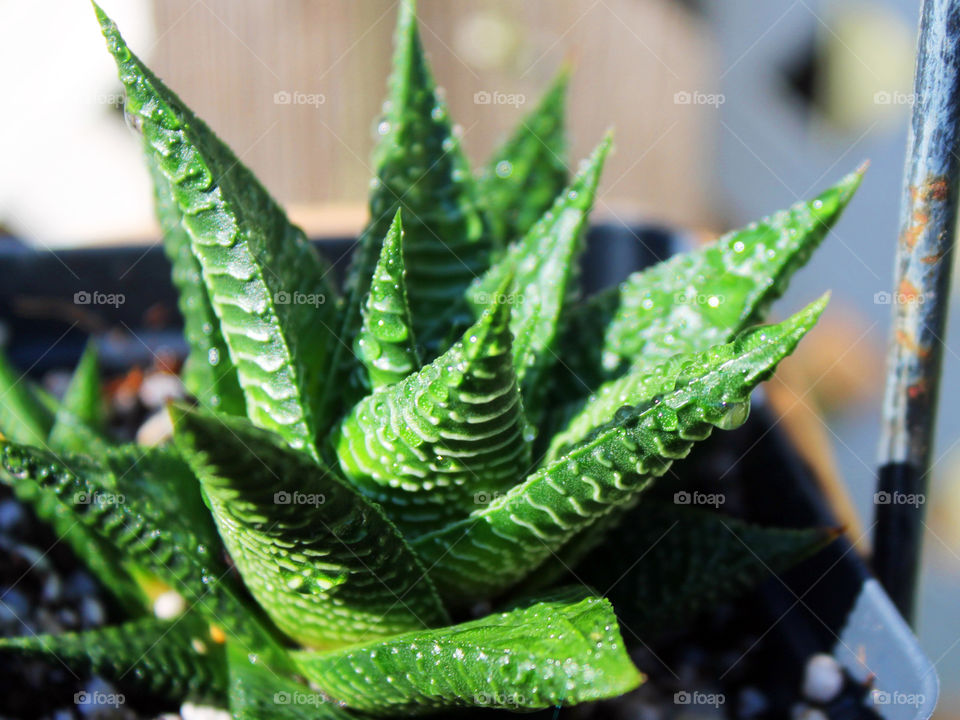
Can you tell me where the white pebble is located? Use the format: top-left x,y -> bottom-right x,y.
80,596 -> 105,626
792,705 -> 829,720
154,590 -> 186,620
0,499 -> 25,531
180,702 -> 232,720
139,372 -> 184,409
801,653 -> 844,703
137,408 -> 174,446
42,574 -> 62,603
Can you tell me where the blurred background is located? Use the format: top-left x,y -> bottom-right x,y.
2,0 -> 959,714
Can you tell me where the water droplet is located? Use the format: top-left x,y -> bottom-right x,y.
377,121 -> 391,136
208,348 -> 220,366
495,160 -> 513,178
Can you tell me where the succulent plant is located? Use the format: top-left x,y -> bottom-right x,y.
0,1 -> 863,717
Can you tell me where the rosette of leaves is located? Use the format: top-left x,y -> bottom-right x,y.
0,1 -> 862,717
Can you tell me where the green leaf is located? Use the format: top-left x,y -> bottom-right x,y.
0,348 -> 53,445
1,346 -> 146,613
0,612 -> 227,702
171,405 -> 450,649
472,135 -> 611,424
148,154 -> 246,417
599,169 -> 862,379
577,501 -> 837,635
105,444 -> 222,552
96,5 -> 339,460
344,0 -> 490,355
9,482 -> 148,614
412,298 -> 826,602
0,440 -> 291,670
48,341 -> 109,454
293,588 -> 641,714
334,282 -> 530,537
480,66 -> 570,246
228,645 -> 352,720
354,210 -> 421,391
555,169 -> 862,401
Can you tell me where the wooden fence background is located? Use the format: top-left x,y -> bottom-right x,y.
148,0 -> 714,236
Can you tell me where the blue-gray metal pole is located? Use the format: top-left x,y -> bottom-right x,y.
875,0 -> 960,625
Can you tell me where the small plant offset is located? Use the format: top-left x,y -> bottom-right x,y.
0,2 -> 863,717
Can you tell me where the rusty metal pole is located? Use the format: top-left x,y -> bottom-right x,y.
875,0 -> 960,625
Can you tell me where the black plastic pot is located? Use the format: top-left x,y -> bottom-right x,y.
0,224 -> 938,719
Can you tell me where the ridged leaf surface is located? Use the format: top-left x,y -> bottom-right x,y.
97,5 -> 339,459
354,211 -> 421,391
148,155 -> 246,416
335,288 -> 530,536
0,441 -> 290,669
559,170 -> 862,393
472,136 -> 610,423
344,0 -> 489,354
294,589 -> 641,714
228,646 -> 351,720
579,502 -> 836,634
413,299 -> 826,602
172,406 -> 450,649
0,613 -> 226,702
480,67 -> 569,246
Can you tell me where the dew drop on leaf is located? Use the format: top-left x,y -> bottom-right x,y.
495,160 -> 513,179
715,399 -> 750,430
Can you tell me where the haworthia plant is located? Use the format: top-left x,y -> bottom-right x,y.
574,501 -> 837,635
172,404 -> 450,648
555,168 -> 863,398
48,341 -> 108,453
479,65 -> 570,248
343,0 -> 489,357
0,612 -> 227,702
293,589 -> 641,714
334,275 -> 530,536
353,210 -> 421,391
0,1 -> 861,716
471,134 -> 611,426
97,5 -> 340,459
148,155 -> 246,417
412,298 -> 826,602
